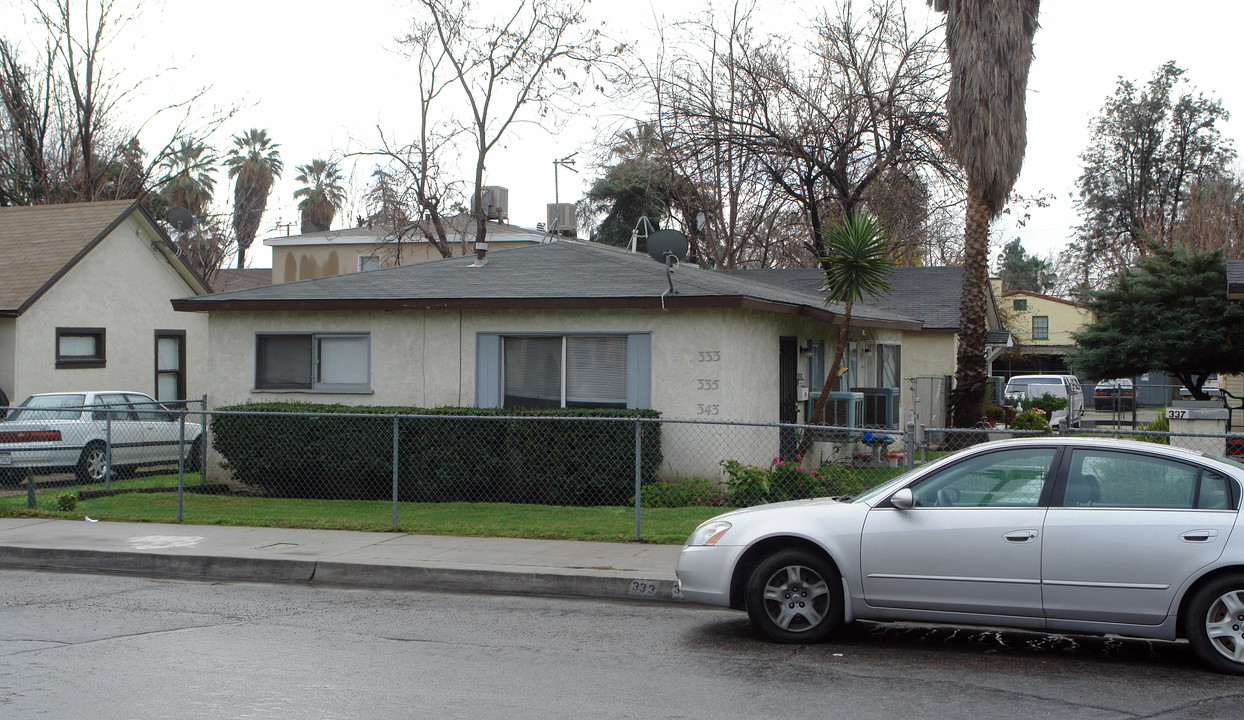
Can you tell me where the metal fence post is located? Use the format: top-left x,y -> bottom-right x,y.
904,422 -> 916,472
105,409 -> 112,490
25,467 -> 35,508
177,412 -> 186,523
392,415 -> 400,530
634,418 -> 642,542
200,394 -> 208,484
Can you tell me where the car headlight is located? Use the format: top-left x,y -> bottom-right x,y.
686,520 -> 732,546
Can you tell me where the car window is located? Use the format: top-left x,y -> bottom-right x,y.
126,393 -> 170,422
910,447 -> 1056,508
92,394 -> 137,422
7,394 -> 86,421
1065,449 -> 1233,509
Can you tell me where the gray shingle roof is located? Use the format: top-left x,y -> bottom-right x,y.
175,241 -> 922,329
733,266 -> 967,330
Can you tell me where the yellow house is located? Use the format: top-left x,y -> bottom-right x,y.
991,281 -> 1094,376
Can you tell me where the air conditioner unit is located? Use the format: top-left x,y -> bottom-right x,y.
824,391 -> 864,428
546,202 -> 577,237
479,186 -> 509,222
851,387 -> 898,429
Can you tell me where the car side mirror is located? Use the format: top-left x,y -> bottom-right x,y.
890,488 -> 914,510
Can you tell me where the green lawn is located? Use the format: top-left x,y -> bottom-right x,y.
0,473 -> 729,544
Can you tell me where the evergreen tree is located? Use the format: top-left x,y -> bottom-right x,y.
1068,242 -> 1244,399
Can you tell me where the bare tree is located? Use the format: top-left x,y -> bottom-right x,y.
409,0 -> 606,247
1,1 -> 234,208
625,0 -> 954,269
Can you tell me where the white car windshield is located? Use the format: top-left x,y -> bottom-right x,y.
6,394 -> 87,422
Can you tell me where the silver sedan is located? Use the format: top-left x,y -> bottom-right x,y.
676,437 -> 1244,674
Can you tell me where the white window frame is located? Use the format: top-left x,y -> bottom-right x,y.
358,255 -> 381,272
254,332 -> 371,393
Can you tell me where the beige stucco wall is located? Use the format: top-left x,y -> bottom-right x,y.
271,240 -> 538,283
201,306 -> 924,479
1005,293 -> 1092,346
10,215 -> 208,402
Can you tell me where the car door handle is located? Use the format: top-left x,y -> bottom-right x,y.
1004,530 -> 1038,543
1180,530 -> 1218,543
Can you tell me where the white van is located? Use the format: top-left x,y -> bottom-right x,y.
1003,374 -> 1084,427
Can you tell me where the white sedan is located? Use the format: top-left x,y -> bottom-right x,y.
676,437 -> 1244,674
0,391 -> 203,483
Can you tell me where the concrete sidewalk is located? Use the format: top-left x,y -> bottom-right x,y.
0,518 -> 684,603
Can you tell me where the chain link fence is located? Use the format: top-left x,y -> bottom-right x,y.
4,403 -> 1242,539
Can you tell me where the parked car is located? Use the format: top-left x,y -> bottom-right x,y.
1093,378 -> 1136,411
676,437 -> 1244,674
0,391 -> 203,484
1179,374 -> 1222,399
1003,374 -> 1084,427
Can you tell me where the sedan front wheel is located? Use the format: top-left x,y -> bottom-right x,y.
745,548 -> 843,643
1185,573 -> 1244,675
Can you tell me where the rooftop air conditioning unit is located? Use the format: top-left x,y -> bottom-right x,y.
479,186 -> 509,222
546,202 -> 577,237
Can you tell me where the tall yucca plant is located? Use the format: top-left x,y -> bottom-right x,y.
938,0 -> 1041,426
294,159 -> 346,233
225,128 -> 283,268
809,213 -> 896,425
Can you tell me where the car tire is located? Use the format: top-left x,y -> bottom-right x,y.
1184,573 -> 1244,675
744,548 -> 843,643
185,436 -> 204,473
74,442 -> 109,484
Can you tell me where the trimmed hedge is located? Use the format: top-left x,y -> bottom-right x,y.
210,403 -> 662,506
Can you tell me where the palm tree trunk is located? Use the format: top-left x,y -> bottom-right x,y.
951,191 -> 990,427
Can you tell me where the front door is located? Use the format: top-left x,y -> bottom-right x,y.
861,446 -> 1058,618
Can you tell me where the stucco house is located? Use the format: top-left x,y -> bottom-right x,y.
0,200 -> 210,407
173,241 -> 1015,477
174,241 -> 935,475
264,216 -> 545,284
994,286 -> 1093,377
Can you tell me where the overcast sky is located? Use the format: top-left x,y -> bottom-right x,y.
4,0 -> 1241,269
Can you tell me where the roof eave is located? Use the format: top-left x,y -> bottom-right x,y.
171,294 -> 923,330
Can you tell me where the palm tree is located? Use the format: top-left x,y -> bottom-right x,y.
808,213 -> 896,425
938,0 -> 1041,427
159,138 -> 216,218
224,129 -> 283,268
293,159 -> 346,233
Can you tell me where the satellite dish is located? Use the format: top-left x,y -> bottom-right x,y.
167,207 -> 195,232
646,229 -> 688,263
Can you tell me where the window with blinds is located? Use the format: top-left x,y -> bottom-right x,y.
255,333 -> 370,392
502,335 -> 628,409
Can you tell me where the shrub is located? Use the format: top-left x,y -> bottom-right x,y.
1010,408 -> 1050,433
210,403 -> 662,506
636,476 -> 724,508
55,493 -> 77,512
985,405 -> 1006,423
1136,413 -> 1171,444
722,457 -> 842,507
1026,393 -> 1069,414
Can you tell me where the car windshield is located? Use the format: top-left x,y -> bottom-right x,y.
6,394 -> 87,422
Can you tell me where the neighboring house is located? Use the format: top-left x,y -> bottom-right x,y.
0,201 -> 210,406
173,241 -> 924,477
264,215 -> 545,284
994,285 -> 1093,377
213,268 -> 273,292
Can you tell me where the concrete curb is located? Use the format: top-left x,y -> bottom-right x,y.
0,546 -> 683,604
